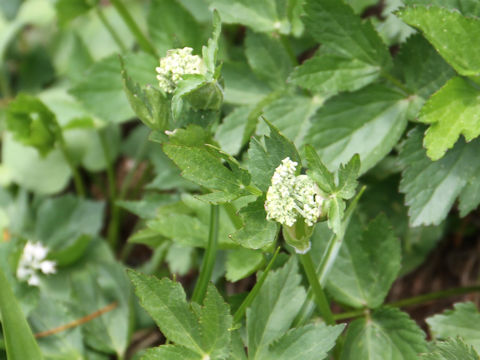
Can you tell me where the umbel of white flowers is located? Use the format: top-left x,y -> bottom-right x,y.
155,47 -> 205,93
265,157 -> 324,227
17,241 -> 56,286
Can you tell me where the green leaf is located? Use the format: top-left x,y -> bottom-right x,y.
427,302 -> 480,353
247,121 -> 301,192
163,126 -> 252,202
142,346 -> 201,360
128,272 -> 232,358
306,84 -> 409,174
55,0 -> 96,26
304,0 -> 392,70
206,0 -> 292,34
6,94 -> 60,156
305,144 -> 336,194
421,338 -> 480,360
327,214 -> 401,309
70,53 -> 157,123
2,133 -> 71,195
247,258 -> 307,359
419,77 -> 480,160
222,62 -> 271,105
258,93 -> 322,148
147,0 -> 206,56
346,0 -> 378,14
0,267 -> 43,360
121,61 -> 170,131
403,0 -> 480,17
341,307 -> 428,360
289,53 -> 381,96
394,34 -> 455,99
245,31 -> 292,88
266,323 -> 345,360
215,106 -> 251,156
336,154 -> 361,200
230,197 -> 279,250
202,10 -> 222,77
226,248 -> 264,282
397,5 -> 480,77
399,127 -> 480,226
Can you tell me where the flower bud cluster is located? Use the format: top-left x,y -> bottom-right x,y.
265,157 -> 323,227
155,47 -> 204,93
17,241 -> 56,286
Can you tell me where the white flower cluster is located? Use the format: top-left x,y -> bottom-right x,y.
17,241 -> 56,286
265,158 -> 324,227
155,47 -> 204,93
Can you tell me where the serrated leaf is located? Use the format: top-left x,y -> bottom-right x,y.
247,121 -> 301,192
129,272 -> 232,358
142,345 -> 201,360
337,154 -> 360,200
245,31 -> 292,88
304,0 -> 392,70
247,258 -> 307,359
327,214 -> 401,309
419,77 -> 480,160
226,248 -> 264,282
6,94 -> 60,156
121,61 -> 170,131
403,0 -> 480,17
394,34 -> 455,99
427,302 -> 480,353
305,145 -> 336,194
266,323 -> 345,360
397,6 -> 480,76
289,54 -> 381,96
341,307 -> 428,360
399,127 -> 480,226
258,93 -> 322,148
306,84 -> 409,174
203,10 -> 221,77
230,197 -> 279,250
421,338 -> 480,360
70,53 -> 157,123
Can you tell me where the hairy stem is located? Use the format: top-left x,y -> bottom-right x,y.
334,285 -> 480,321
299,251 -> 335,325
191,205 -> 220,304
109,0 -> 158,57
233,247 -> 281,324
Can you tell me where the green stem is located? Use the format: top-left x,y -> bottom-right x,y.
94,5 -> 128,52
293,187 -> 366,327
381,71 -> 411,95
333,285 -> 480,321
298,251 -> 335,325
99,129 -> 119,249
191,205 -> 220,304
58,135 -> 86,197
109,0 -> 158,57
233,247 -> 281,324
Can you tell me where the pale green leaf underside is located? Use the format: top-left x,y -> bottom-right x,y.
341,307 -> 428,360
306,84 -> 409,174
427,302 -> 480,353
398,5 -> 480,76
419,76 -> 480,160
399,128 -> 480,226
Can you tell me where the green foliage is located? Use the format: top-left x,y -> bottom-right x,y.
421,338 -> 480,360
427,302 -> 480,353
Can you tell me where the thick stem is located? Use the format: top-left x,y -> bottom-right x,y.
94,5 -> 127,52
333,285 -> 480,321
58,135 -> 86,197
233,247 -> 281,324
98,129 -> 119,250
191,205 -> 220,304
298,251 -> 335,325
293,187 -> 366,326
109,0 -> 158,57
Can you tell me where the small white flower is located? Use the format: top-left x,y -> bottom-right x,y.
17,241 -> 57,287
156,47 -> 205,93
265,158 -> 324,227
